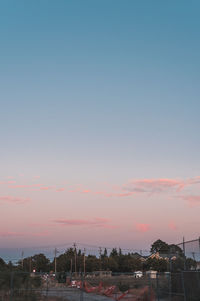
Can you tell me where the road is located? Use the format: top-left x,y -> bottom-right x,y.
43,287 -> 113,301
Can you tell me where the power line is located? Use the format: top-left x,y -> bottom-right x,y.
2,238 -> 200,263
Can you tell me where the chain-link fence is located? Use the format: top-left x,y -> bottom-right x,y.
0,271 -> 200,301
177,238 -> 200,262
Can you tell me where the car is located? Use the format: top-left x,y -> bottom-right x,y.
133,271 -> 143,278
71,280 -> 81,288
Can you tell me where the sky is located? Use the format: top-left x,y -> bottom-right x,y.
0,0 -> 200,260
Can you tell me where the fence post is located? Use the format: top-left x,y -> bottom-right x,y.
46,275 -> 49,299
80,272 -> 84,301
168,271 -> 171,301
156,272 -> 160,301
181,272 -> 186,301
9,272 -> 14,301
148,273 -> 151,301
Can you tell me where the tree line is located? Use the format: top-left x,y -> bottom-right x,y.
0,239 -> 197,273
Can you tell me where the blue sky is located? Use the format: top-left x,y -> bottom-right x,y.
0,1 -> 200,256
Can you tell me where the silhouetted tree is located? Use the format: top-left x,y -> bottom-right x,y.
151,239 -> 170,254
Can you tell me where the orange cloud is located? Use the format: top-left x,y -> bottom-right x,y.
136,223 -> 151,233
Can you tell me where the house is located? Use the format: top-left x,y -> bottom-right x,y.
146,270 -> 157,279
147,252 -> 177,261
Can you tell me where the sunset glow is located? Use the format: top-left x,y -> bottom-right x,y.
0,1 -> 200,259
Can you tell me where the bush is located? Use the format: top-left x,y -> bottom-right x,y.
118,282 -> 129,292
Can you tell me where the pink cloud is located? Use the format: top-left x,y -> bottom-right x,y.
53,217 -> 110,228
124,178 -> 186,194
102,224 -> 118,229
0,180 -> 16,185
94,191 -> 104,195
40,186 -> 52,190
7,183 -> 53,191
56,188 -> 65,192
136,223 -> 151,233
9,184 -> 28,188
168,221 -> 177,231
82,189 -> 91,193
1,176 -> 199,201
0,231 -> 49,238
0,231 -> 22,237
0,195 -> 30,204
117,192 -> 135,197
179,195 -> 200,207
186,176 -> 200,186
91,190 -> 135,198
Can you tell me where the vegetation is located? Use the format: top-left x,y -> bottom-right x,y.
0,239 -> 197,274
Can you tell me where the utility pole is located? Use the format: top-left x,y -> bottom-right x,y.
99,247 -> 102,271
29,256 -> 32,273
192,252 -> 196,261
54,248 -> 59,274
183,237 -> 186,270
199,237 -> 200,255
70,258 -> 73,275
21,251 -> 24,270
183,237 -> 186,256
83,248 -> 86,276
73,243 -> 77,276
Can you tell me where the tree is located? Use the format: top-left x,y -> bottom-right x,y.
19,257 -> 31,272
145,257 -> 168,272
118,254 -> 142,272
186,258 -> 197,270
0,258 -> 7,271
77,249 -> 82,257
7,261 -> 13,271
85,255 -> 99,272
32,253 -> 50,272
20,254 -> 50,272
171,257 -> 184,272
169,244 -> 184,257
102,248 -> 108,258
151,239 -> 170,254
107,257 -> 119,272
110,248 -> 118,257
